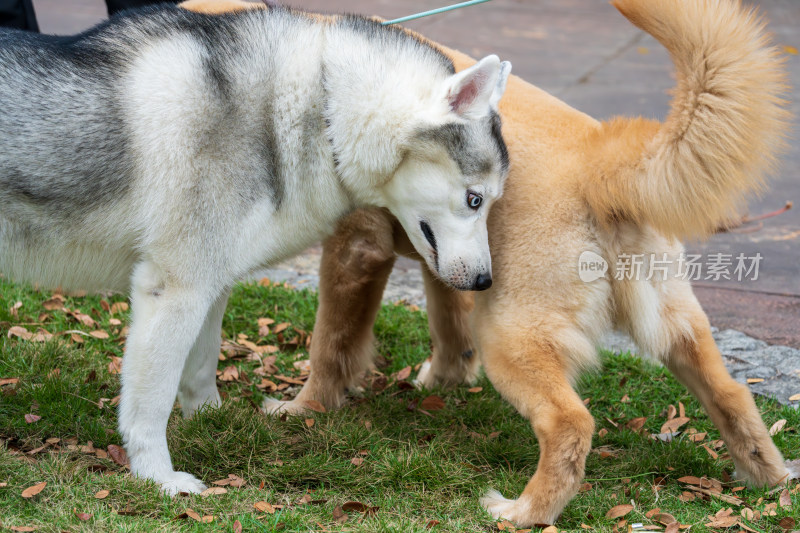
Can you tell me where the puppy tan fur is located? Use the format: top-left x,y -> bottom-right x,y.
183,0 -> 794,526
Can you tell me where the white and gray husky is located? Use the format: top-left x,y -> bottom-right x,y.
0,5 -> 510,493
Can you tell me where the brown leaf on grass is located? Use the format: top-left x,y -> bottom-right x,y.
420,395 -> 445,411
351,457 -> 364,467
769,419 -> 787,436
677,475 -> 703,486
200,487 -> 227,497
705,508 -> 738,528
778,517 -> 796,530
605,504 -> 633,519
42,296 -> 65,311
426,519 -> 440,528
626,417 -> 647,431
89,330 -> 109,339
667,404 -> 677,420
703,445 -> 719,459
678,491 -> 696,502
273,322 -> 291,334
686,485 -> 742,505
107,444 -> 128,466
689,432 -> 707,442
660,416 -> 690,433
21,482 -> 46,498
254,501 -> 275,514
219,365 -> 239,382
274,374 -> 305,386
74,512 -> 92,521
395,366 -> 412,380
664,523 -> 679,533
304,400 -> 326,413
8,326 -> 33,340
779,488 -> 792,508
653,512 -> 676,525
107,357 -> 122,375
342,501 -> 369,513
24,414 -> 41,424
468,387 -> 483,393
789,393 -> 800,402
578,483 -> 592,492
333,506 -> 348,524
110,302 -> 129,314
305,418 -> 315,428
9,527 -> 38,532
0,377 -> 19,387
94,490 -> 109,499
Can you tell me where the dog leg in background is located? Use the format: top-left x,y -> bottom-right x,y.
118,261 -> 220,495
264,209 -> 397,414
662,309 -> 792,485
415,268 -> 477,388
177,289 -> 230,418
478,321 -> 595,527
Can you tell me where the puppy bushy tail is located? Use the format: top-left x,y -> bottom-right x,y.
583,0 -> 790,240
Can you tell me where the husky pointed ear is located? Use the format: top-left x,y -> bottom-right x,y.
489,61 -> 511,110
444,55 -> 505,119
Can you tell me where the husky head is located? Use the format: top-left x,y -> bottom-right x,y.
382,56 -> 511,291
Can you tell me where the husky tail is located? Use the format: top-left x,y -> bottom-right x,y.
583,0 -> 789,240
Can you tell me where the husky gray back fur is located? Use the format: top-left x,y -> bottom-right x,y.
0,4 -> 510,495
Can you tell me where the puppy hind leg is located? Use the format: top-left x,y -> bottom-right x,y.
415,267 -> 477,389
177,288 -> 231,418
661,312 -> 790,486
119,262 -> 220,495
264,209 -> 396,414
480,331 -> 594,527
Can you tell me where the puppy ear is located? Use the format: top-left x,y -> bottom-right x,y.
444,55 -> 504,119
489,61 -> 511,110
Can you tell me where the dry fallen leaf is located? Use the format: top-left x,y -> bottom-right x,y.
605,504 -> 634,519
351,457 -> 364,467
395,366 -> 412,380
660,416 -> 690,433
24,414 -> 41,424
74,512 -> 92,521
8,326 -> 33,340
233,520 -> 243,533
9,526 -> 38,532
468,387 -> 483,393
778,517 -> 796,530
21,482 -> 46,498
769,419 -> 787,436
107,357 -> 122,375
89,330 -> 109,340
254,501 -> 276,514
305,418 -> 315,428
789,393 -> 800,402
107,444 -> 128,466
420,395 -> 445,411
333,506 -> 348,524
94,490 -> 110,499
779,488 -> 791,508
200,487 -> 227,497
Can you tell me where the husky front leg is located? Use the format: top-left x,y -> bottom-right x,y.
178,289 -> 231,418
119,262 -> 220,495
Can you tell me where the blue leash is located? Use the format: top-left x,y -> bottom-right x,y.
381,0 -> 492,26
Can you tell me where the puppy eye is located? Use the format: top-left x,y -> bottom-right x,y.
467,192 -> 483,209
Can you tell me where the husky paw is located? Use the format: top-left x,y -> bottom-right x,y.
158,471 -> 207,496
262,397 -> 309,416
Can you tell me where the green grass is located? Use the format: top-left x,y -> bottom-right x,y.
0,276 -> 797,532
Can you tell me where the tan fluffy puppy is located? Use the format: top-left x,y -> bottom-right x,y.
181,0 -> 795,527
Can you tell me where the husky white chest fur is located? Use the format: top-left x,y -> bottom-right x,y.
0,4 -> 511,494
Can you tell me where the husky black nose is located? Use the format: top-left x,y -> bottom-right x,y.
472,273 -> 492,291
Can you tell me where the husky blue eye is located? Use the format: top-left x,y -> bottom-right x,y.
467,192 -> 483,209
